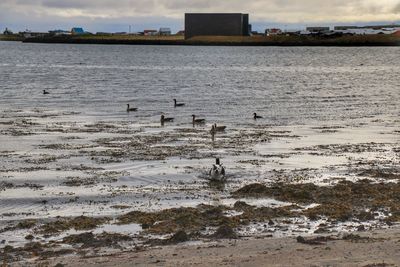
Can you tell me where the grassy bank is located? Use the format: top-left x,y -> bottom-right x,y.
22,34 -> 400,46
190,34 -> 400,46
0,34 -> 24,41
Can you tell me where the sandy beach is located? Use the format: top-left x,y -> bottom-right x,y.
20,226 -> 399,267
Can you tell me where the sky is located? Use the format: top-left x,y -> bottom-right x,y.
1,0 -> 400,33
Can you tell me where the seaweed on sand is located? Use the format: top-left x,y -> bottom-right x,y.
233,180 -> 400,222
63,232 -> 132,248
38,216 -> 109,234
117,205 -> 240,235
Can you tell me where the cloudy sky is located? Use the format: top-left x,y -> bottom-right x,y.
1,0 -> 400,33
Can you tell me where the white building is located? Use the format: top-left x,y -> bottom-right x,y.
159,28 -> 171,36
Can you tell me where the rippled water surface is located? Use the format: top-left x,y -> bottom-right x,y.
1,42 -> 399,124
0,42 -> 399,244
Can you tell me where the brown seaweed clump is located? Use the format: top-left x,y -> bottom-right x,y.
116,203 -> 300,237
63,232 -> 132,248
39,216 -> 109,234
117,205 -> 239,235
167,230 -> 190,244
233,180 -> 400,222
212,225 -> 237,239
16,219 -> 37,229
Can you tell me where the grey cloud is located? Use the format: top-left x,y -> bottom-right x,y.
41,0 -> 90,9
162,0 -> 213,10
393,3 -> 400,13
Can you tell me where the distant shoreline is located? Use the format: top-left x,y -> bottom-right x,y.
1,34 -> 399,46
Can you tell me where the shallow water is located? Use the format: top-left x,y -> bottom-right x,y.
0,42 -> 399,241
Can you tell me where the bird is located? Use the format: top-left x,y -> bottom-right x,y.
253,113 -> 263,119
161,114 -> 174,124
174,99 -> 185,107
43,90 -> 50,95
208,158 -> 226,181
213,123 -> 226,132
210,125 -> 216,142
192,115 -> 205,124
126,104 -> 138,112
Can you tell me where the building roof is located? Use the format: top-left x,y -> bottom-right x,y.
71,27 -> 84,33
185,13 -> 248,15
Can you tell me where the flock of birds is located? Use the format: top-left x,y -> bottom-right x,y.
43,90 -> 263,182
128,98 -> 241,181
126,98 -> 264,126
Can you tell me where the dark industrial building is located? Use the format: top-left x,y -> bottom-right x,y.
185,13 -> 250,39
306,27 -> 330,33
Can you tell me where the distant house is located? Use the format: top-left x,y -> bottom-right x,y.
159,28 -> 171,36
71,27 -> 85,35
265,28 -> 282,36
3,28 -> 13,35
20,30 -> 47,38
335,25 -> 400,31
306,27 -> 330,33
334,26 -> 358,31
48,30 -> 71,36
143,30 -> 158,36
335,28 -> 397,35
176,30 -> 185,36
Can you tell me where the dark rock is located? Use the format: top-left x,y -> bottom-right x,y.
357,225 -> 366,231
168,230 -> 189,244
296,236 -> 306,243
25,234 -> 34,240
213,225 -> 237,239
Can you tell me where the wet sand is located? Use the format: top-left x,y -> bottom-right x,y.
28,226 -> 400,267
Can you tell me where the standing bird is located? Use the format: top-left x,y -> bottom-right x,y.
174,99 -> 185,107
192,115 -> 205,124
253,113 -> 263,119
209,158 -> 226,181
161,114 -> 174,125
210,125 -> 216,142
126,104 -> 138,112
43,90 -> 50,95
213,123 -> 226,132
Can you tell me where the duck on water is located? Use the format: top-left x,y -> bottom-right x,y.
209,158 -> 226,181
192,115 -> 205,124
213,123 -> 226,132
174,99 -> 185,107
253,113 -> 263,119
126,104 -> 138,112
161,114 -> 174,125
